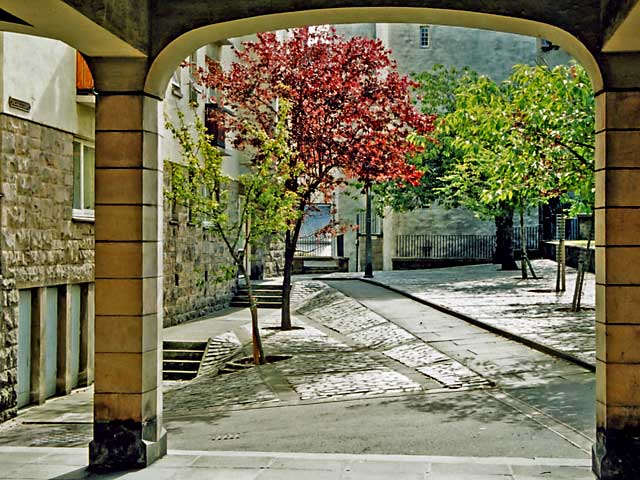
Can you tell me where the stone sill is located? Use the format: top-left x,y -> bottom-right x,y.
72,209 -> 95,223
76,95 -> 96,107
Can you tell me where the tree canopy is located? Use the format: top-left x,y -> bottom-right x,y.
198,27 -> 434,328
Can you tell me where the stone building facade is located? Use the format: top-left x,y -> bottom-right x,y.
0,34 -> 242,419
0,33 -> 97,415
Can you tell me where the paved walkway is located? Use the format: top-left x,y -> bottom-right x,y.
0,447 -> 593,479
0,270 -> 596,479
321,260 -> 595,366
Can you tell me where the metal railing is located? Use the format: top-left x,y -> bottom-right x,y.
395,234 -> 496,259
295,234 -> 332,257
396,227 -> 542,259
512,226 -> 543,251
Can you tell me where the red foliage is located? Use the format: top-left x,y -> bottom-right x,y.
197,27 -> 435,196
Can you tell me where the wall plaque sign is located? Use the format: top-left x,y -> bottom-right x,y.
8,97 -> 31,113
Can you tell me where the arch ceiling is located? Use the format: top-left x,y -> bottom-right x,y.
0,0 -> 637,92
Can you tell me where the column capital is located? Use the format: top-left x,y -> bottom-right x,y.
88,57 -> 155,96
596,52 -> 640,91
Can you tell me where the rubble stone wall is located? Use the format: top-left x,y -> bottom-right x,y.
162,173 -> 236,327
0,114 -> 95,419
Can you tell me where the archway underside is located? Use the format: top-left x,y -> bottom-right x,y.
144,7 -> 603,97
1,1 -> 640,479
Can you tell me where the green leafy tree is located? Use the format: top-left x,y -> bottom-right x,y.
385,63 -> 594,277
375,65 -> 520,270
442,63 -> 595,279
165,103 -> 301,365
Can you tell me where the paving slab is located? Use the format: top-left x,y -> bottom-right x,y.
319,260 -> 595,366
0,448 -> 594,479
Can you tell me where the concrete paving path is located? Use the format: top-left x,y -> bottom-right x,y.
321,260 -> 595,366
0,447 -> 593,479
0,277 -> 596,479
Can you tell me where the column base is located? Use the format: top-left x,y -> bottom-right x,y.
89,420 -> 167,471
593,428 -> 640,479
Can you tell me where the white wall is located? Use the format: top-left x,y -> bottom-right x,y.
1,33 -> 77,133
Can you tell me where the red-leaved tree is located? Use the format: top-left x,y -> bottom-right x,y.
199,27 -> 434,329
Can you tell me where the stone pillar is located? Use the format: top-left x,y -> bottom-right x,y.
593,53 -> 640,479
89,58 -> 166,470
56,285 -> 73,395
29,287 -> 46,405
78,282 -> 94,387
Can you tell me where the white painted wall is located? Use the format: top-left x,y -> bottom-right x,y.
0,33 -> 77,133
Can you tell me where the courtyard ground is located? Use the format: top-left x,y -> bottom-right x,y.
0,260 -> 596,479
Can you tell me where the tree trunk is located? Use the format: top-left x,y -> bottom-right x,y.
281,217 -> 304,330
520,210 -> 528,279
572,212 -> 594,311
495,209 -> 518,270
240,266 -> 265,365
519,210 -> 537,279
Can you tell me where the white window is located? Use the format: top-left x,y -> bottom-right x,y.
419,26 -> 431,49
170,70 -> 183,97
72,140 -> 95,221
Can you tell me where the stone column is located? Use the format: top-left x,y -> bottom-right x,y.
56,285 -> 73,395
593,53 -> 640,479
29,287 -> 46,405
78,282 -> 94,387
89,58 -> 166,470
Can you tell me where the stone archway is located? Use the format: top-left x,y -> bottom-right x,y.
0,1 -> 638,478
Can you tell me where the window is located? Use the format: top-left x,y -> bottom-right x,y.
72,140 -> 95,221
170,70 -> 183,98
188,53 -> 202,106
419,26 -> 431,49
205,103 -> 226,148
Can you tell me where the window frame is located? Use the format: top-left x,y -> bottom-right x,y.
72,139 -> 95,222
419,25 -> 431,49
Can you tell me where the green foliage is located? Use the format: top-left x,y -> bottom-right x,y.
381,63 -> 595,219
164,102 -> 302,270
374,65 -> 476,212
443,63 -> 595,218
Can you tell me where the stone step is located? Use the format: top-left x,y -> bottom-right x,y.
163,340 -> 208,351
163,369 -> 199,381
163,359 -> 202,371
235,290 -> 282,298
303,267 -> 341,274
163,349 -> 206,361
236,289 -> 283,296
238,284 -> 283,291
230,300 -> 282,309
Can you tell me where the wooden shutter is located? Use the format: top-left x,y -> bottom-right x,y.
76,52 -> 94,93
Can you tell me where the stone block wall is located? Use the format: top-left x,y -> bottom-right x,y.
262,235 -> 285,278
162,175 -> 236,327
0,114 -> 95,419
0,115 -> 94,288
0,277 -> 18,422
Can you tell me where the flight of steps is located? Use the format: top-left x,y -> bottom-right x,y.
230,284 -> 283,309
162,340 -> 208,380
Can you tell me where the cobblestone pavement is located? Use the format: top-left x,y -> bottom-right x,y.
322,260 -> 595,366
323,280 -> 591,394
0,276 -> 594,459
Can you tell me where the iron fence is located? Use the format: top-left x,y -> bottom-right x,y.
512,226 -> 543,251
295,234 -> 332,257
396,226 -> 542,259
395,234 -> 496,259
